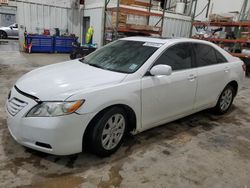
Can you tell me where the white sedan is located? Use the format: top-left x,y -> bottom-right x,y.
6,37 -> 245,156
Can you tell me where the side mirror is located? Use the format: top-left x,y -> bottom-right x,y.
150,64 -> 172,76
10,26 -> 13,30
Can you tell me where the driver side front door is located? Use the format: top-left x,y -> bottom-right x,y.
141,43 -> 197,130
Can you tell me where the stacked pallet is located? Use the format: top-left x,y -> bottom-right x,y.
107,0 -> 161,37
121,0 -> 151,7
209,14 -> 234,22
112,0 -> 153,29
126,24 -> 161,32
112,12 -> 127,27
112,12 -> 160,32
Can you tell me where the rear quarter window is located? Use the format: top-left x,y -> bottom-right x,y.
215,49 -> 228,63
194,43 -> 227,67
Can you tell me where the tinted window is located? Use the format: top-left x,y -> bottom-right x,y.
154,43 -> 193,71
215,50 -> 227,63
194,44 -> 218,67
81,40 -> 158,73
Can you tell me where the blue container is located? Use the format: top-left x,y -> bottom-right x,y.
54,37 -> 78,53
26,35 -> 54,53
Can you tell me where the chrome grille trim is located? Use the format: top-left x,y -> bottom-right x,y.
14,86 -> 41,102
7,97 -> 28,116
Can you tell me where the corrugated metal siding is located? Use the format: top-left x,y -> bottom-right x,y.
17,1 -> 83,50
149,13 -> 191,38
15,0 -> 191,50
163,18 -> 191,37
16,0 -> 75,8
0,5 -> 16,26
0,14 -> 16,26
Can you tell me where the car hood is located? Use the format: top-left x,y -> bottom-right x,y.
16,60 -> 127,101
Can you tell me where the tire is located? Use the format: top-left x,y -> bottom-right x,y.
213,85 -> 235,115
0,31 -> 7,39
70,53 -> 76,60
75,53 -> 83,59
89,107 -> 128,157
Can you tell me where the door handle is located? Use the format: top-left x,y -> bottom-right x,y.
187,74 -> 197,81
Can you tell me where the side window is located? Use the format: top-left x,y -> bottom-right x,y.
12,24 -> 18,28
215,50 -> 227,63
194,43 -> 217,67
154,43 -> 193,71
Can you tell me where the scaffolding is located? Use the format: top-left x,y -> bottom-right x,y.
103,0 -> 168,44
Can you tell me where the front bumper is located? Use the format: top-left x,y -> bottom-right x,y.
5,87 -> 95,155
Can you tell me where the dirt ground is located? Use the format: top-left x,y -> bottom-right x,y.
0,41 -> 250,188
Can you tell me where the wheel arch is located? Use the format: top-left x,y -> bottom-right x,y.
227,80 -> 238,96
0,30 -> 7,37
82,104 -> 137,151
213,80 -> 238,114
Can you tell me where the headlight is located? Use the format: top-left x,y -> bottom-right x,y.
26,100 -> 84,117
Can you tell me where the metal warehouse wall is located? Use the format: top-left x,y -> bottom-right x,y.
162,16 -> 191,37
0,5 -> 16,26
14,0 -> 191,50
15,0 -> 75,8
16,1 -> 83,50
149,13 -> 191,38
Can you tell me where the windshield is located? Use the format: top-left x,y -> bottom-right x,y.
80,40 -> 159,73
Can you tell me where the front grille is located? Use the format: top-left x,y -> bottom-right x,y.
7,97 -> 28,116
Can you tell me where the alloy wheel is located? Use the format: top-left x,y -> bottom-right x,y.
101,113 -> 125,150
219,88 -> 233,111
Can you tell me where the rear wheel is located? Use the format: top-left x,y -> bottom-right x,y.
89,107 -> 127,157
213,85 -> 235,114
0,31 -> 7,39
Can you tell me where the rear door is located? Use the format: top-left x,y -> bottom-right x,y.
141,43 -> 198,129
193,43 -> 230,110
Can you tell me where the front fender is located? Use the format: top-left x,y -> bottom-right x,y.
68,79 -> 142,130
0,30 -> 7,34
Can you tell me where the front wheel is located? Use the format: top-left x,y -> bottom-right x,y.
0,31 -> 7,39
89,107 -> 127,157
213,85 -> 235,114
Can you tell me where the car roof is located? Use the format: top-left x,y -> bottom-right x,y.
120,36 -> 211,45
120,36 -> 237,62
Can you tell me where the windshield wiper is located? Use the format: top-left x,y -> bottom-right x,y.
80,58 -> 104,69
79,57 -> 85,63
80,58 -> 127,73
104,67 -> 128,73
87,64 -> 104,69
